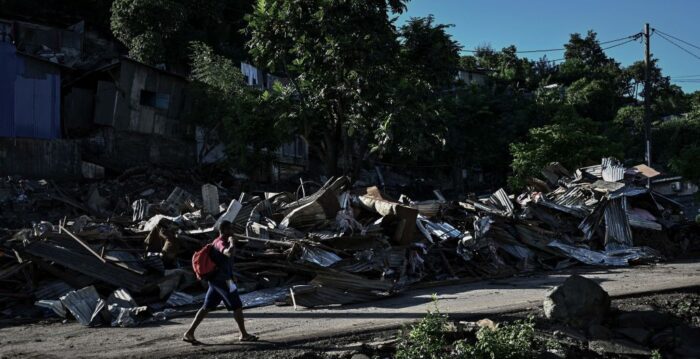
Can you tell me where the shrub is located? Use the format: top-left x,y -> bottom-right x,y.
452,317 -> 537,359
395,294 -> 450,359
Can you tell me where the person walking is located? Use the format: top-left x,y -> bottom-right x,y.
183,221 -> 257,343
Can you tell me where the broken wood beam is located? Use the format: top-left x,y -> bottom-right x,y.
59,225 -> 107,263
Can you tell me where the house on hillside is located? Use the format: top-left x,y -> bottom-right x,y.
1,15 -> 307,179
64,57 -> 195,170
0,40 -> 80,178
0,18 -> 84,67
197,62 -> 309,182
456,69 -> 488,86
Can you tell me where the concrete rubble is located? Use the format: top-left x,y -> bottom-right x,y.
0,158 -> 698,327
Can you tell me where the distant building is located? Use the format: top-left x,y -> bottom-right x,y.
89,57 -> 190,138
0,18 -> 84,67
0,40 -> 80,178
0,15 -> 307,178
651,175 -> 699,220
0,41 -> 63,139
628,164 -> 699,220
64,57 -> 195,170
456,69 -> 488,86
197,62 -> 309,182
241,62 -> 290,90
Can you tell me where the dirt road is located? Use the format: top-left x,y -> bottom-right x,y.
2,261 -> 700,358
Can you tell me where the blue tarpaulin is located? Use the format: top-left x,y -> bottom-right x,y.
0,41 -> 61,139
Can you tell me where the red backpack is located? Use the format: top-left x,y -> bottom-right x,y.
192,244 -> 216,280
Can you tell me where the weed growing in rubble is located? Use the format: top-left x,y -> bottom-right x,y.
452,317 -> 536,359
395,294 -> 449,359
395,296 -> 539,359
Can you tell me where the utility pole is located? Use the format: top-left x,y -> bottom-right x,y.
643,23 -> 652,168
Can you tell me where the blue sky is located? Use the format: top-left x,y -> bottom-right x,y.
397,0 -> 700,93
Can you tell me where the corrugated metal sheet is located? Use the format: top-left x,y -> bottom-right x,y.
34,280 -> 74,300
60,286 -> 105,326
35,299 -> 67,317
106,288 -> 137,309
602,158 -> 625,182
547,241 -> 659,266
290,285 -> 381,308
417,216 -> 466,241
0,138 -> 81,178
487,188 -> 515,217
604,197 -> 634,250
300,246 -> 342,267
165,291 -> 197,307
577,165 -> 603,180
240,287 -> 289,309
0,42 -> 61,139
578,198 -> 608,241
25,240 -> 151,293
609,186 -> 648,199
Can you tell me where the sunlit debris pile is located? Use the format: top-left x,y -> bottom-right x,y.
0,158 -> 690,326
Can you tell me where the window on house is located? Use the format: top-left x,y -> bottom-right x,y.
140,90 -> 170,110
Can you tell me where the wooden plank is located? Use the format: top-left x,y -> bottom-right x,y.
59,225 -> 107,263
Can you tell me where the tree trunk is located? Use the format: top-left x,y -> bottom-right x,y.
323,134 -> 338,176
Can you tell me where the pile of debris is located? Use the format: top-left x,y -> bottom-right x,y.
0,158 -> 691,327
0,166 -> 219,229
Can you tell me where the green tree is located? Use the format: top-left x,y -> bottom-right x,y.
509,107 -> 623,189
188,42 -> 293,172
669,145 -> 700,183
564,31 -> 613,69
400,15 -> 461,87
655,117 -> 700,181
111,0 -> 253,67
623,59 -> 687,116
375,15 -> 461,162
565,78 -> 618,122
111,0 -> 187,65
246,0 -> 406,175
461,45 -> 537,90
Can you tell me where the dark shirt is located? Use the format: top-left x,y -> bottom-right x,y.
210,236 -> 234,283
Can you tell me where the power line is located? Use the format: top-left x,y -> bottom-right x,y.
541,36 -> 640,64
654,29 -> 700,53
601,36 -> 642,51
670,74 -> 700,79
460,33 -> 641,54
654,31 -> 700,62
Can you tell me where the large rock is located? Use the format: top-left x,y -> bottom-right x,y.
543,275 -> 610,327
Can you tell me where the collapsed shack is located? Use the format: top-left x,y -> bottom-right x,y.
0,158 -> 696,327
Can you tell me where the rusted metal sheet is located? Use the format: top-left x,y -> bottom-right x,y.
0,138 -> 80,178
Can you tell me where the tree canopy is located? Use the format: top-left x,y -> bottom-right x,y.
101,0 -> 700,189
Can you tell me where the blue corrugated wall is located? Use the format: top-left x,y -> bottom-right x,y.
0,42 -> 61,139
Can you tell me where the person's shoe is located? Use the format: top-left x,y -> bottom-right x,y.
182,333 -> 200,345
239,334 -> 258,342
